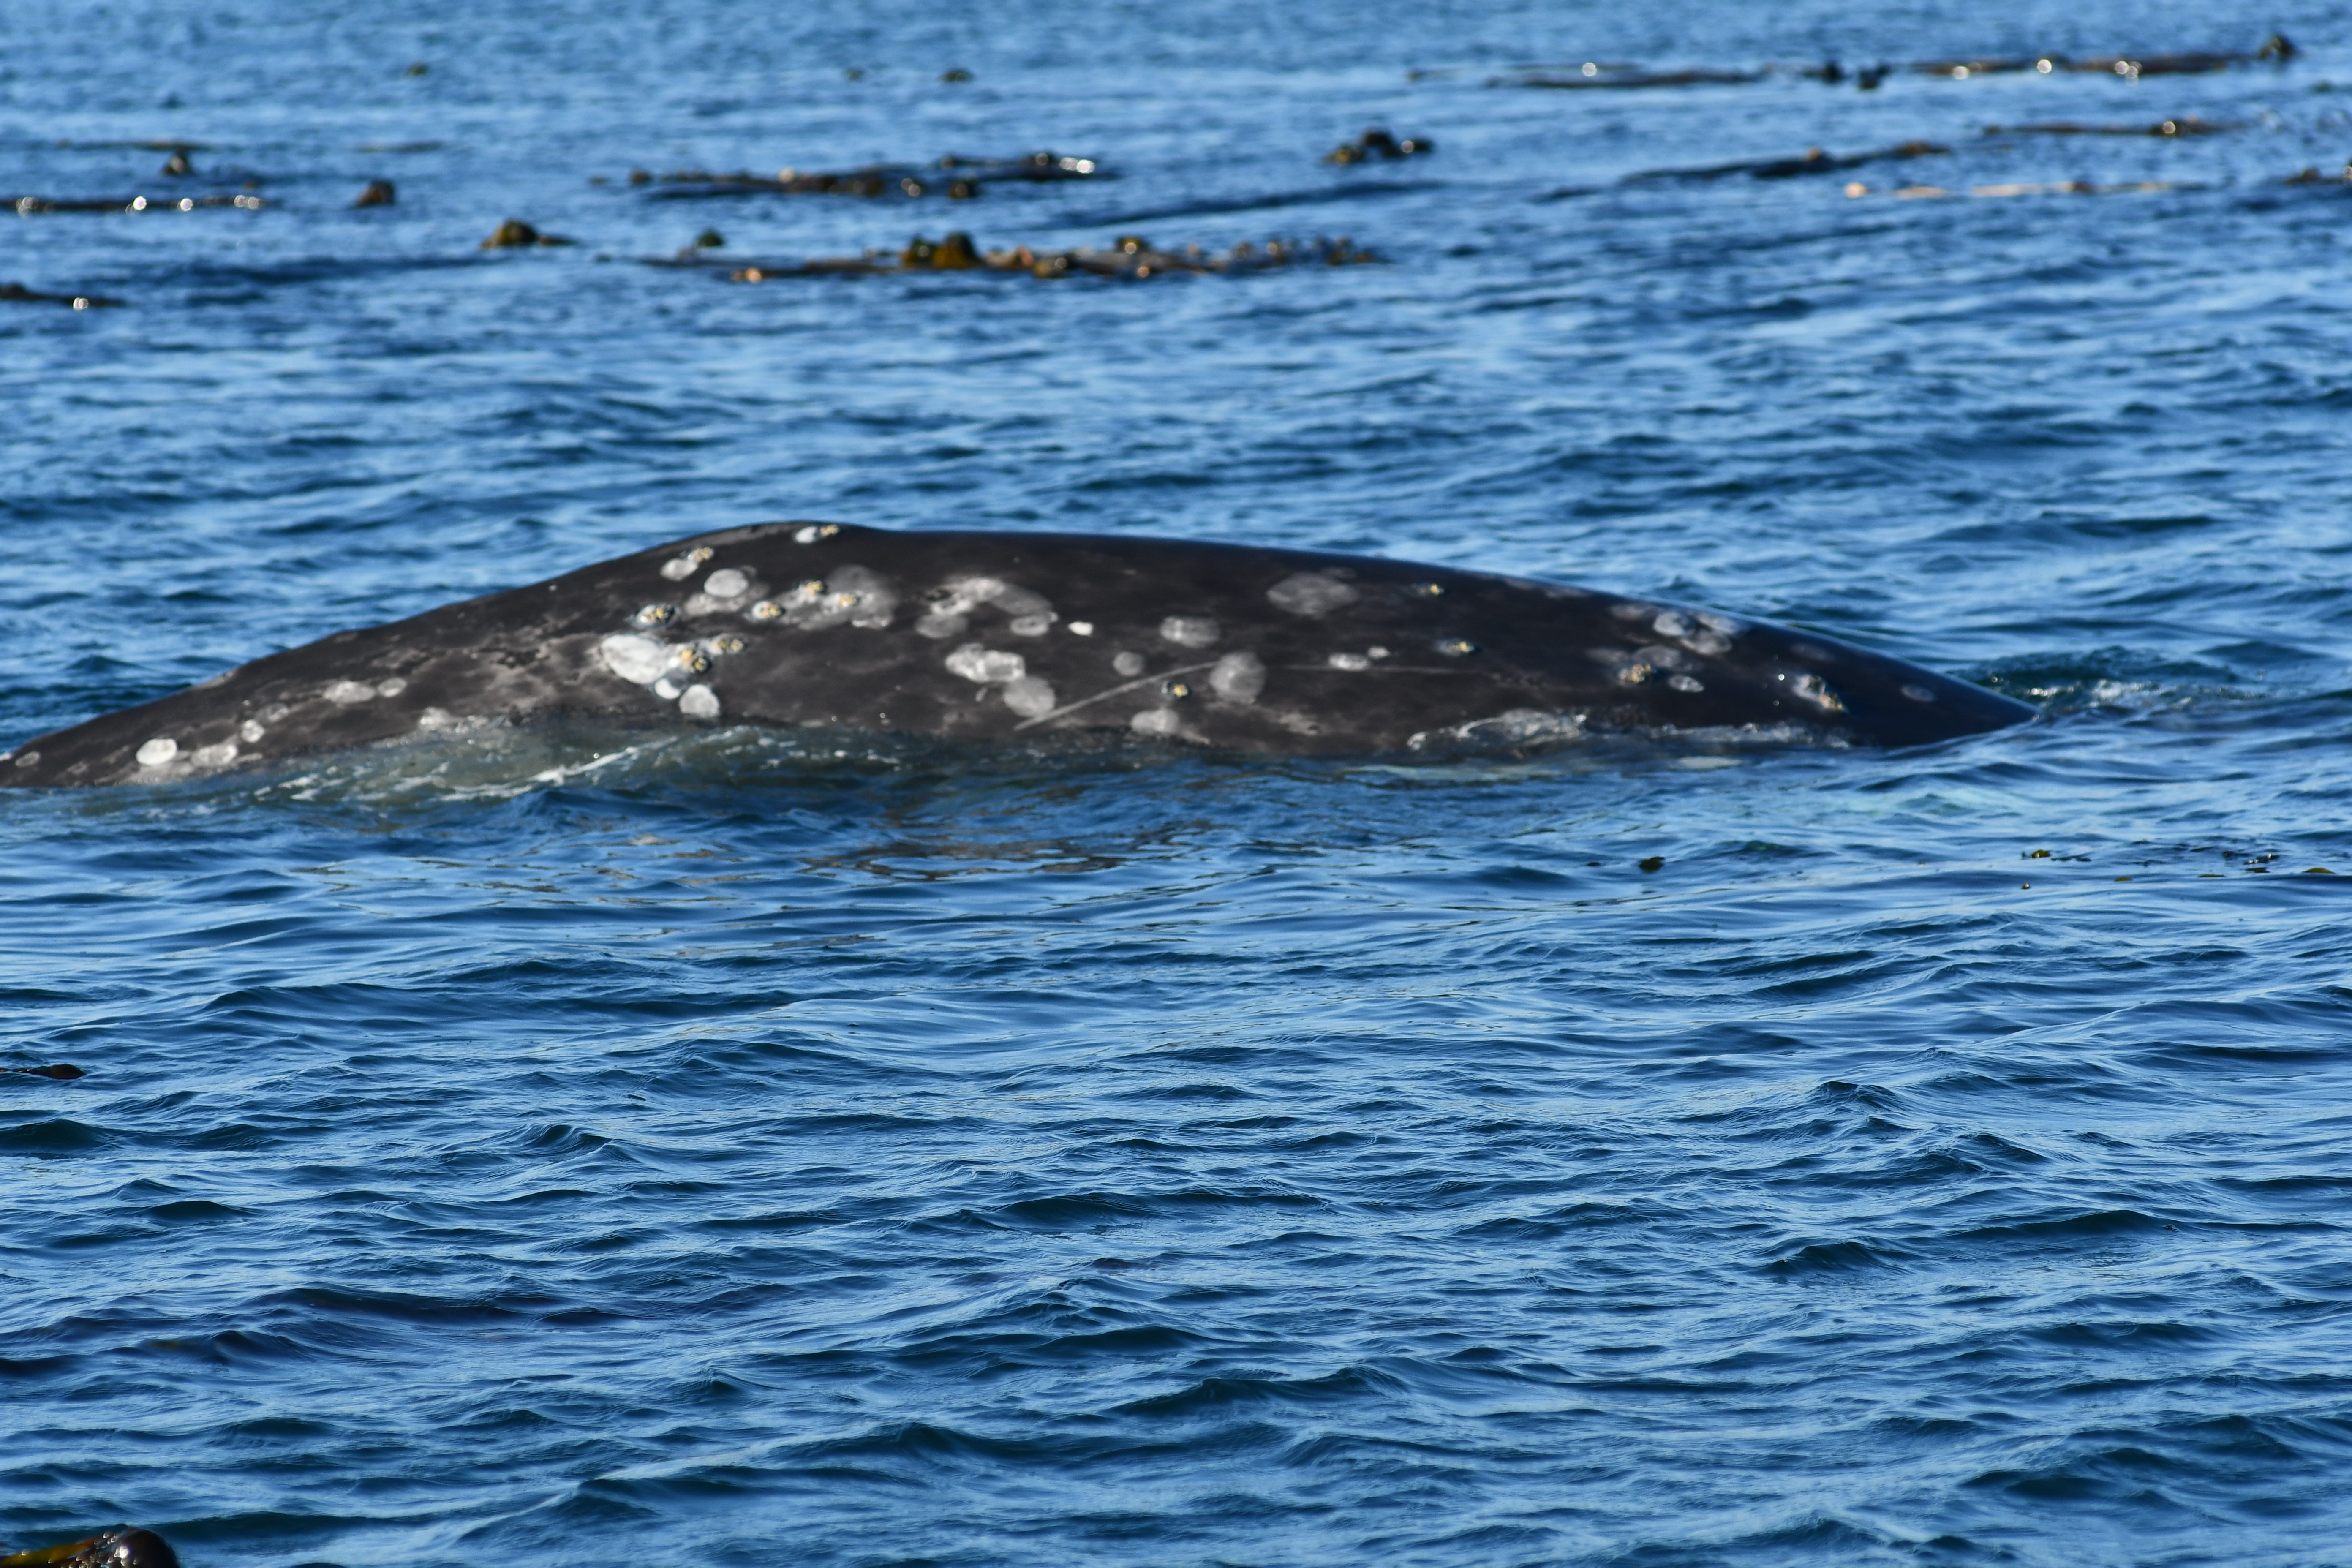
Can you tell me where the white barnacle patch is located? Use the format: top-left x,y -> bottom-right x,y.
842,573 -> 903,630
191,741 -> 238,768
919,574 -> 1048,639
1067,621 -> 1095,637
135,737 -> 179,767
1791,642 -> 1832,663
325,679 -> 376,704
1434,637 -> 1479,658
678,684 -> 721,719
1367,646 -> 1389,659
1668,674 -> 1705,693
417,708 -> 456,732
11,750 -> 38,769
598,632 -> 672,685
768,565 -> 898,630
1113,651 -> 1146,677
945,644 -> 1026,684
793,523 -> 841,544
1901,682 -> 1938,703
1327,651 -> 1372,672
1209,651 -> 1266,704
1267,572 -> 1359,617
1615,663 -> 1653,686
930,575 -> 1004,615
1685,631 -> 1733,656
685,569 -> 766,616
634,603 -> 680,629
1633,644 -> 1695,672
1610,602 -> 1656,621
1699,612 -> 1745,636
239,720 -> 266,743
376,678 -> 407,698
1131,708 -> 1181,737
703,635 -> 747,657
1159,615 -> 1220,648
1002,675 -> 1057,718
990,583 -> 1053,620
1652,611 -> 1694,638
659,546 -> 716,581
1790,673 -> 1846,713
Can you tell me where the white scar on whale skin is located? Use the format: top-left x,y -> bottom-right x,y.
1267,572 -> 1359,616
945,645 -> 1026,684
1001,675 -> 1057,717
599,633 -> 672,686
1011,661 -> 1222,730
1158,615 -> 1220,648
1209,651 -> 1265,704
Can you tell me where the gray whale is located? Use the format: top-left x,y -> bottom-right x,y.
0,523 -> 2032,786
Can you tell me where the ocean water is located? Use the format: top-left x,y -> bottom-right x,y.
6,2 -> 2352,1563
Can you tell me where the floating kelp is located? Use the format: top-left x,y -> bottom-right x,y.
1324,128 -> 1434,164
675,231 -> 1383,282
632,151 -> 1102,201
1623,140 -> 1946,183
354,179 -> 396,207
51,138 -> 212,152
1492,63 -> 1761,90
1982,117 -> 2237,137
1483,34 -> 2294,93
0,1527 -> 180,1568
2284,163 -> 2352,185
482,218 -> 574,248
0,281 -> 123,309
7,193 -> 262,214
1847,179 -> 2204,200
1911,56 -> 2056,77
934,152 -> 1101,182
1913,34 -> 2295,79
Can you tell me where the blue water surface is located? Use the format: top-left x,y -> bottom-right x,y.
6,2 -> 2352,1563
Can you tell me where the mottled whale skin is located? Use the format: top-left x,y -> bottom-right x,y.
1,522 -> 2032,786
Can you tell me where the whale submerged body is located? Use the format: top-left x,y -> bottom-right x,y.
0,523 -> 2033,786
